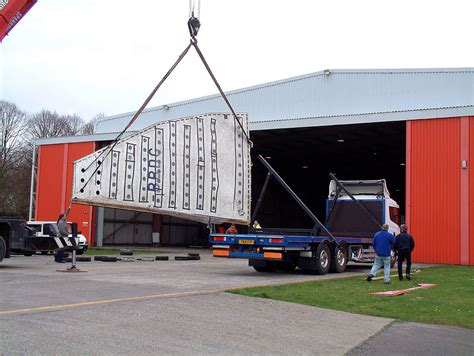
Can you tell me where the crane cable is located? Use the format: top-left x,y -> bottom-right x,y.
79,42 -> 193,191
79,8 -> 251,193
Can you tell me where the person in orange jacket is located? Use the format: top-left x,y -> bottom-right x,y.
225,224 -> 238,234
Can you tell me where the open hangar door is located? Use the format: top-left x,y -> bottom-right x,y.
249,121 -> 406,229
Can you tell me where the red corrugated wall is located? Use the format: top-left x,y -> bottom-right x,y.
36,145 -> 63,220
35,142 -> 96,244
470,117 -> 474,265
407,117 -> 473,265
408,118 -> 461,264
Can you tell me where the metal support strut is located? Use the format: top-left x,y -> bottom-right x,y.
256,155 -> 339,246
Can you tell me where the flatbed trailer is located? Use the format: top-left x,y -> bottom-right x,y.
210,231 -> 377,274
209,156 -> 399,274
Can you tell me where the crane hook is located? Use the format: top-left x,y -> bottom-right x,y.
188,15 -> 201,38
188,0 -> 201,38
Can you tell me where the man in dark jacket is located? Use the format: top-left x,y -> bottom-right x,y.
394,224 -> 415,280
367,224 -> 395,284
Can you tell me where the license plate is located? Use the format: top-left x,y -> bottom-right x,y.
239,239 -> 255,245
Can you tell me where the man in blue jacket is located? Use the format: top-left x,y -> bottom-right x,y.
367,224 -> 395,284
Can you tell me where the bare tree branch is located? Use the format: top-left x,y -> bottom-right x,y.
82,112 -> 104,135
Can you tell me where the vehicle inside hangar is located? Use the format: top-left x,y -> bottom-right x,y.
250,121 -> 406,230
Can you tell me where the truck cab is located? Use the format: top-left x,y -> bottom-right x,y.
326,179 -> 400,264
326,179 -> 400,237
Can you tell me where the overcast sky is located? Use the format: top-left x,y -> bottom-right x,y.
1,0 -> 472,121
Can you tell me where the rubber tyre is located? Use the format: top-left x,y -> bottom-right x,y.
188,253 -> 200,257
120,257 -> 135,262
155,256 -> 169,261
253,266 -> 276,273
329,244 -> 348,273
24,252 -> 33,256
175,256 -> 191,261
277,261 -> 297,271
0,236 -> 6,262
77,256 -> 91,262
102,256 -> 117,262
137,257 -> 154,262
64,256 -> 90,262
94,256 -> 106,261
120,249 -> 133,256
314,243 -> 331,275
41,251 -> 49,255
253,262 -> 277,272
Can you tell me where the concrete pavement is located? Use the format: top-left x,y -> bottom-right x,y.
0,249 -> 471,355
349,321 -> 474,356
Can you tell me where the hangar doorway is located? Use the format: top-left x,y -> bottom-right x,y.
250,121 -> 406,229
96,121 -> 405,245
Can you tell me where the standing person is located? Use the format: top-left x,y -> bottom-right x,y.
394,224 -> 415,280
367,224 -> 395,284
253,220 -> 261,229
225,224 -> 238,234
54,213 -> 69,263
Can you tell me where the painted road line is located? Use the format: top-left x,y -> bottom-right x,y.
0,275 -> 361,316
0,289 -> 229,315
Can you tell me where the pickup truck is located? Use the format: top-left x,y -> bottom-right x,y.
210,178 -> 400,274
0,217 -> 57,263
26,221 -> 88,255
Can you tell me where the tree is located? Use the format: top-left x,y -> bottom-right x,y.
63,114 -> 86,136
81,113 -> 105,135
0,100 -> 27,161
0,104 -> 102,216
27,109 -> 67,140
0,100 -> 29,216
27,110 -> 97,139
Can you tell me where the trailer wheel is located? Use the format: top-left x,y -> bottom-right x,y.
253,265 -> 276,272
316,243 -> 331,275
302,243 -> 331,275
329,244 -> 347,273
0,236 -> 6,262
277,261 -> 297,271
249,260 -> 277,272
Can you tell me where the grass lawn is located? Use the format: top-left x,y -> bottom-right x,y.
84,247 -> 164,256
230,266 -> 474,329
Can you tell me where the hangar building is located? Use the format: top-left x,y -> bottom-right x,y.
30,68 -> 474,265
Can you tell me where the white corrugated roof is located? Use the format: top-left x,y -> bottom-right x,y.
36,68 -> 474,145
95,68 -> 473,134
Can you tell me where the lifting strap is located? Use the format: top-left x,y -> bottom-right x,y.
79,13 -> 251,193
